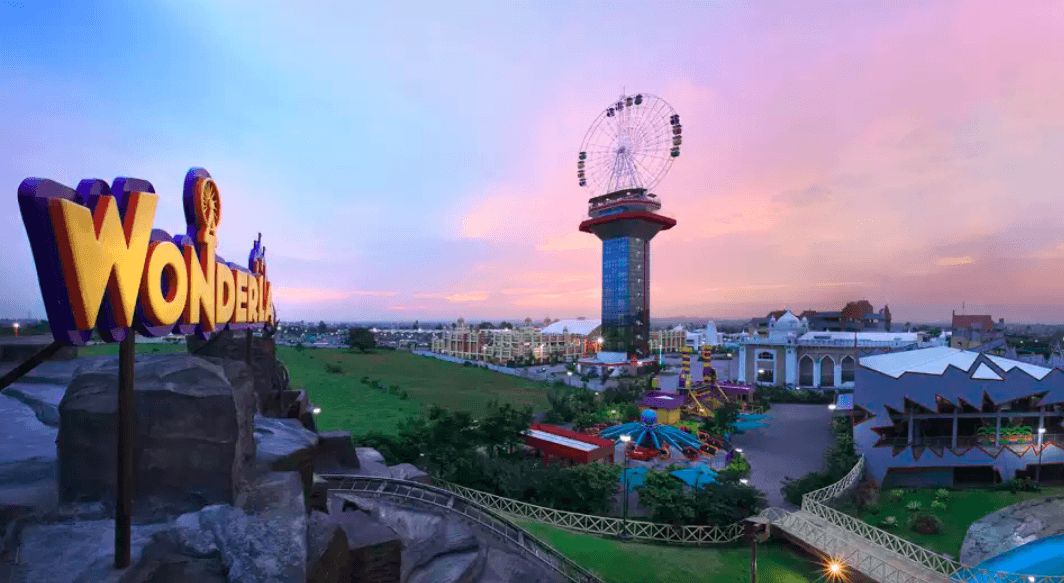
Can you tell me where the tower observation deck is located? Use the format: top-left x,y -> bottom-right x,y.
579,188 -> 676,359
575,93 -> 683,361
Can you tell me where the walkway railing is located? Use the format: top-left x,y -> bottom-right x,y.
437,480 -> 745,544
794,457 -> 1064,583
320,475 -> 604,583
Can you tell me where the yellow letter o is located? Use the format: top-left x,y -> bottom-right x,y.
141,241 -> 188,327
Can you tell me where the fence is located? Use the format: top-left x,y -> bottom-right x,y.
437,480 -> 746,545
796,456 -> 1064,583
321,475 -> 604,583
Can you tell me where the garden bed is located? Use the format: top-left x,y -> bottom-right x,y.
841,484 -> 1064,557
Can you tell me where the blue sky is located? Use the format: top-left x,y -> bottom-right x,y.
4,1 -> 1064,323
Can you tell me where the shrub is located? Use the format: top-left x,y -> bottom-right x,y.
360,376 -> 370,385
399,391 -> 409,400
991,478 -> 1041,493
907,512 -> 944,535
906,500 -> 922,512
463,361 -> 473,367
325,363 -> 343,374
865,503 -> 882,515
930,500 -> 946,510
880,515 -> 898,528
887,488 -> 906,502
934,488 -> 949,500
388,384 -> 401,395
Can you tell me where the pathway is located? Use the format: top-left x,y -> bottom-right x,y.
730,403 -> 836,508
768,507 -> 951,583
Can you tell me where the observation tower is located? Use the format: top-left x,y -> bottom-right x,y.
577,93 -> 682,362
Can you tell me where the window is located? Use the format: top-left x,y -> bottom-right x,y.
820,356 -> 835,387
756,350 -> 775,384
841,356 -> 855,384
799,356 -> 814,386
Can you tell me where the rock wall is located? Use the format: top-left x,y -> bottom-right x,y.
57,354 -> 257,519
959,495 -> 1064,566
188,331 -> 287,415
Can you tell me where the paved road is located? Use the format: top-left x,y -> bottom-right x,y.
729,403 -> 836,509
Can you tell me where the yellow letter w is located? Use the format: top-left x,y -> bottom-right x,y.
48,192 -> 158,330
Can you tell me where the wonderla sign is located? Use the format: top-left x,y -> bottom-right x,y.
18,167 -> 276,345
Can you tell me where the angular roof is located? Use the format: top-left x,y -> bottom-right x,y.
641,391 -> 685,410
952,314 -> 995,330
859,346 -> 1052,380
540,319 -> 601,336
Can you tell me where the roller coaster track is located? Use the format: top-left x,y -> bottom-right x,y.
319,475 -> 605,583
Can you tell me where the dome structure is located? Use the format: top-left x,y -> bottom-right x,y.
600,409 -> 702,451
775,309 -> 800,329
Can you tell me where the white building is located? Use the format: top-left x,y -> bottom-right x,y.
736,309 -> 921,388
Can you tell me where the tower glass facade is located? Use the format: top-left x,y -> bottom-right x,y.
601,236 -> 650,357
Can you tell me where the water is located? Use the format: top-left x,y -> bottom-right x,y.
973,534 -> 1064,578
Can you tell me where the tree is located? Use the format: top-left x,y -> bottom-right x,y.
701,401 -> 742,438
317,320 -> 328,333
413,320 -> 419,330
479,322 -> 494,330
479,400 -> 533,458
346,327 -> 377,352
499,321 -> 514,330
435,324 -> 444,330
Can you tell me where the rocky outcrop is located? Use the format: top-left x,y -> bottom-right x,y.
959,496 -> 1064,566
306,511 -> 352,583
57,354 -> 256,520
188,331 -> 288,415
255,417 -> 320,472
0,393 -> 57,513
14,519 -> 171,583
333,493 -> 562,583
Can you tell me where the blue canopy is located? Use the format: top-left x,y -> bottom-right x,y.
730,420 -> 770,432
669,464 -> 718,489
600,420 -> 702,451
621,466 -> 649,491
737,413 -> 771,421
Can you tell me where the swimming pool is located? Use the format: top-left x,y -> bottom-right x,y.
967,534 -> 1064,579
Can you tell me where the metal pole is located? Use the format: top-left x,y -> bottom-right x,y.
1037,431 -> 1044,483
0,340 -> 64,391
115,333 -> 135,569
750,533 -> 757,583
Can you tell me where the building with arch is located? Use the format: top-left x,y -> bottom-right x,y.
735,309 -> 920,388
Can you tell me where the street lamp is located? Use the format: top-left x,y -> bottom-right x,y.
828,404 -> 837,411
312,407 -> 322,415
1037,427 -> 1047,483
12,322 -> 18,337
619,434 -> 632,540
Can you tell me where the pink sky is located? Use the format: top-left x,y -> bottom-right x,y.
3,1 -> 1064,324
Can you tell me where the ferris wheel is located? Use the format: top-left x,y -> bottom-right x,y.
577,93 -> 682,196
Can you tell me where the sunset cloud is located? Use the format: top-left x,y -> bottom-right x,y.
445,292 -> 489,303
935,256 -> 976,267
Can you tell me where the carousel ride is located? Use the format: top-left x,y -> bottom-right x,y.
600,409 -> 723,462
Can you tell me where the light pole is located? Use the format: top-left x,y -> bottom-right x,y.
619,434 -> 632,540
12,322 -> 18,337
1037,427 -> 1047,483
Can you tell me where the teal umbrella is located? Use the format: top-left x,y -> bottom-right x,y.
622,467 -> 649,492
669,464 -> 718,489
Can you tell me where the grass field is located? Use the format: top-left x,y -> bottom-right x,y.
518,521 -> 828,583
277,347 -> 553,434
77,343 -> 554,435
846,485 -> 1064,556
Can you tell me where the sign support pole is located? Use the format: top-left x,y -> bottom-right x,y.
115,333 -> 135,569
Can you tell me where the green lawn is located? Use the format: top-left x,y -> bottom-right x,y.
74,344 -> 554,435
847,485 -> 1064,556
77,342 -> 188,356
518,521 -> 827,583
278,348 -> 553,435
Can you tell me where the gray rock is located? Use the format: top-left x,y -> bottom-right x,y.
315,431 -> 360,471
357,447 -> 386,464
139,502 -> 308,583
57,354 -> 256,520
408,550 -> 483,583
239,470 -> 305,517
254,416 -> 320,472
187,331 -> 287,415
959,496 -> 1064,566
14,519 -> 169,583
306,511 -> 352,583
0,394 -> 57,512
481,547 -> 557,583
1,383 -> 65,427
389,463 -> 431,484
